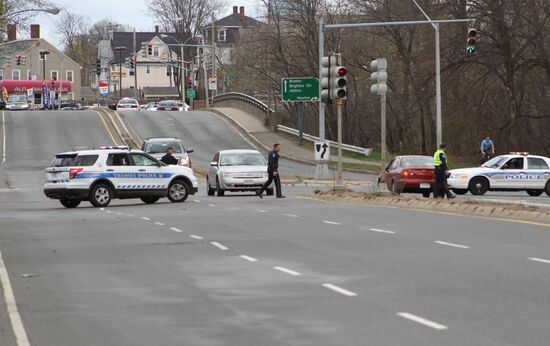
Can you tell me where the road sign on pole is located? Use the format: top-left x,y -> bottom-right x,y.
314,141 -> 330,161
99,82 -> 109,97
186,88 -> 196,99
281,77 -> 319,102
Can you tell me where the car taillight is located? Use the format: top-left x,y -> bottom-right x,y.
401,170 -> 414,177
69,168 -> 83,179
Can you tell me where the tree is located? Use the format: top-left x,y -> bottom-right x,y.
0,0 -> 60,41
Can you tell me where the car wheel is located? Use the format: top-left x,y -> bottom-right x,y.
468,177 -> 489,195
391,181 -> 400,195
526,189 -> 544,197
90,184 -> 112,207
544,181 -> 550,197
167,180 -> 189,203
207,177 -> 215,196
60,198 -> 81,208
422,191 -> 431,198
216,178 -> 225,197
452,189 -> 468,195
266,188 -> 274,196
141,197 -> 160,204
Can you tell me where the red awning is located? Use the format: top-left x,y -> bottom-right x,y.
0,80 -> 72,93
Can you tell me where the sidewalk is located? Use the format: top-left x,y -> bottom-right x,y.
210,107 -> 376,168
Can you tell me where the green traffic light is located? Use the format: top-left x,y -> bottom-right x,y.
467,46 -> 476,55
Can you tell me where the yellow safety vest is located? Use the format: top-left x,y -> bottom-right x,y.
433,149 -> 447,167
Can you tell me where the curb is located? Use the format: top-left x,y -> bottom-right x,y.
311,191 -> 550,226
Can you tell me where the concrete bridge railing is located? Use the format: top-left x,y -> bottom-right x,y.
212,92 -> 279,129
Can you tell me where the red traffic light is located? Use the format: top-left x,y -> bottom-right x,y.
337,67 -> 347,76
468,38 -> 476,45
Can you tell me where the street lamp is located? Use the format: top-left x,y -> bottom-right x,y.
113,46 -> 127,98
39,50 -> 50,80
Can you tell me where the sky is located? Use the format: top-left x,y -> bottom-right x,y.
33,0 -> 262,45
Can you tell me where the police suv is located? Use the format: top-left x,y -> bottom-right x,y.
447,153 -> 550,196
44,146 -> 198,208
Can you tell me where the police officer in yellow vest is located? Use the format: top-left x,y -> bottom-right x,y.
433,143 -> 455,199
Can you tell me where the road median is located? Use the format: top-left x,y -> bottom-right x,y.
309,190 -> 550,226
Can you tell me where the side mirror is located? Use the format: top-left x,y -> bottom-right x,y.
187,148 -> 194,154
210,161 -> 218,167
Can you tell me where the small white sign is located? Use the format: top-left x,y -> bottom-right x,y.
26,88 -> 33,97
315,141 -> 330,161
99,86 -> 109,97
208,77 -> 217,90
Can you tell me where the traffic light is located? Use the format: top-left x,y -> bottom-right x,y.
96,58 -> 101,77
125,57 -> 130,68
147,43 -> 153,56
467,28 -> 477,56
330,66 -> 347,99
187,76 -> 193,87
166,66 -> 172,76
140,42 -> 147,57
15,55 -> 21,65
20,56 -> 26,65
370,58 -> 388,96
129,55 -> 135,69
321,55 -> 336,103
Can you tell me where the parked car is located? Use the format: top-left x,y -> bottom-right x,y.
5,94 -> 29,111
116,97 -> 140,111
141,137 -> 193,167
177,101 -> 191,112
379,155 -> 435,197
157,100 -> 179,111
207,149 -> 273,196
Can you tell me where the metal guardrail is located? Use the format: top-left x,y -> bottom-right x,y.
277,125 -> 373,156
213,92 -> 275,114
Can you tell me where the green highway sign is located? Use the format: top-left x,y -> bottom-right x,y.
281,77 -> 319,102
186,88 -> 196,99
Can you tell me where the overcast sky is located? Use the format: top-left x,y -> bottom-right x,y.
34,0 -> 262,44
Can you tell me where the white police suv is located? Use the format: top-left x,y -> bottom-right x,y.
448,153 -> 550,196
44,146 -> 198,208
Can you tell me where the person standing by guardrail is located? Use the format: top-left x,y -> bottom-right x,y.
257,143 -> 285,199
433,143 -> 455,199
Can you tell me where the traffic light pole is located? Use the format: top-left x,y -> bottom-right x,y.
336,98 -> 344,189
381,94 -> 387,162
319,17 -> 472,153
315,17 -> 330,180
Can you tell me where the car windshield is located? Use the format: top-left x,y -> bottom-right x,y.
8,95 -> 27,103
400,157 -> 433,168
144,141 -> 185,154
119,99 -> 137,105
160,101 -> 177,106
482,156 -> 507,168
220,153 -> 265,166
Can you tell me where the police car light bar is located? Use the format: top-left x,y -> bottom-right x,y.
509,152 -> 529,156
100,145 -> 129,150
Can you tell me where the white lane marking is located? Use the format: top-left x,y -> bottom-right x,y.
210,242 -> 228,250
397,312 -> 448,330
170,227 -> 183,233
322,283 -> 357,297
528,257 -> 550,264
230,207 -> 240,210
116,212 -> 123,215
154,222 -> 165,226
189,235 -> 203,240
239,255 -> 259,262
208,204 -> 216,207
105,210 -> 112,213
434,241 -> 470,249
369,228 -> 395,234
0,249 -> 31,346
273,266 -> 301,276
1,111 -> 6,164
258,209 -> 267,213
100,208 -> 105,211
284,213 -> 299,218
323,220 -> 341,225
193,199 -> 200,203
141,217 -> 150,221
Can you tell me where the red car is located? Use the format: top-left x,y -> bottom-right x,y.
379,155 -> 434,197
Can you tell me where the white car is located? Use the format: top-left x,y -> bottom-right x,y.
6,94 -> 29,110
116,97 -> 140,111
44,146 -> 198,208
178,102 -> 191,112
448,153 -> 550,196
207,149 -> 273,196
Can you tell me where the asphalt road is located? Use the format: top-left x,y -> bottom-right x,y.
1,110 -> 550,345
118,110 -> 375,181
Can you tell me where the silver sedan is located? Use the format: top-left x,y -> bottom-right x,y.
207,150 -> 274,196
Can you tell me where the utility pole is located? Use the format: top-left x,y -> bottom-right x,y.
266,1 -> 272,128
211,12 -> 217,100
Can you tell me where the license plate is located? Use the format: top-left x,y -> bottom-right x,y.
420,183 -> 430,189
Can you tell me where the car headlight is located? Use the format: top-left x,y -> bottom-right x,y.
221,172 -> 235,177
262,172 -> 269,178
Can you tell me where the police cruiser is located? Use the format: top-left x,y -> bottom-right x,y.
44,146 -> 198,208
447,153 -> 550,196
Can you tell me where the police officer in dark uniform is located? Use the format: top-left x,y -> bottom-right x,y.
161,147 -> 178,165
257,143 -> 285,198
433,143 -> 455,199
